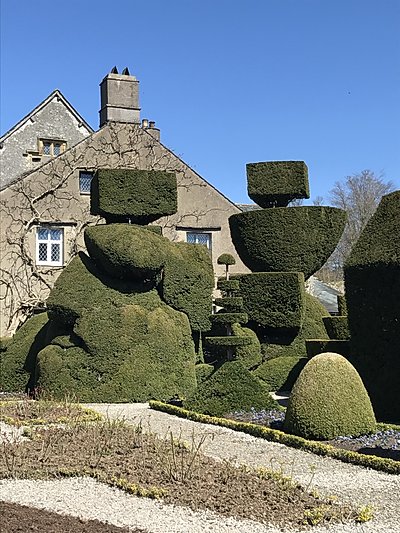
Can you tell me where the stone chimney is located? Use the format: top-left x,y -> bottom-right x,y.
99,67 -> 140,127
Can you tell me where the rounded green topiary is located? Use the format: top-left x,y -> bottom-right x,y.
253,356 -> 308,392
283,352 -> 376,439
84,224 -> 168,280
184,360 -> 277,417
231,323 -> 262,369
217,253 -> 236,266
229,206 -> 346,279
195,363 -> 214,384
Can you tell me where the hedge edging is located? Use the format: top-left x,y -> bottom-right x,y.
149,401 -> 400,475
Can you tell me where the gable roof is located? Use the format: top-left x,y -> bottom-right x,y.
0,90 -> 93,144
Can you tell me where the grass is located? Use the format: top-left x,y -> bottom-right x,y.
0,398 -> 363,529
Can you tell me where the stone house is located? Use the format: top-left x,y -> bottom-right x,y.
0,68 -> 249,336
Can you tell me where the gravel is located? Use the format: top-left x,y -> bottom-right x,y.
1,402 -> 399,533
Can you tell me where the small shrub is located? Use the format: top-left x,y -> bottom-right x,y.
284,352 -> 376,440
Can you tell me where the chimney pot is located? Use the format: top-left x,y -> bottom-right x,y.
149,121 -> 155,128
142,119 -> 149,128
122,67 -> 130,75
111,66 -> 118,74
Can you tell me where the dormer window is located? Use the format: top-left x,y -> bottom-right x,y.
39,139 -> 66,157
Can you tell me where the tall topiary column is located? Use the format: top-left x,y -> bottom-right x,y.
344,191 -> 400,422
229,161 -> 346,349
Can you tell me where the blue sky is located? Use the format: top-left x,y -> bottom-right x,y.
1,0 -> 399,203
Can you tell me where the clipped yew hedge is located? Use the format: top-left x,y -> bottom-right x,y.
284,353 -> 376,440
323,316 -> 349,340
231,272 -> 305,331
0,313 -> 49,393
91,168 -> 177,223
229,206 -> 346,278
247,160 -> 310,207
231,323 -> 262,369
84,224 -> 168,279
150,401 -> 399,475
161,242 -> 214,332
253,356 -> 308,392
344,190 -> 400,422
184,360 -> 277,417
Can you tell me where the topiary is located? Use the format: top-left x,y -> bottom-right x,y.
0,313 -> 49,393
253,356 -> 308,392
184,360 -> 277,417
229,206 -> 346,279
231,323 -> 262,369
195,363 -> 214,385
322,316 -> 349,340
283,352 -> 376,440
344,190 -> 400,422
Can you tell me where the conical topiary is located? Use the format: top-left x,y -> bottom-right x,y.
283,352 -> 376,440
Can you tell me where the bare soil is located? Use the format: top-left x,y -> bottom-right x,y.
0,501 -> 144,533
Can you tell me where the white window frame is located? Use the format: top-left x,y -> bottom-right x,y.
36,227 -> 64,266
186,231 -> 212,252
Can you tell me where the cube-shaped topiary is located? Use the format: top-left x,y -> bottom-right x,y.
231,272 -> 305,331
283,352 -> 376,439
247,161 -> 310,208
322,316 -> 349,340
305,339 -> 350,359
90,168 -> 177,223
344,190 -> 400,422
229,206 -> 346,278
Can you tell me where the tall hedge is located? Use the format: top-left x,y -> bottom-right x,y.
229,206 -> 346,278
90,169 -> 177,223
247,161 -> 310,207
344,191 -> 400,422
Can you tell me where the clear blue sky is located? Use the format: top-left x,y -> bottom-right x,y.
1,0 -> 399,203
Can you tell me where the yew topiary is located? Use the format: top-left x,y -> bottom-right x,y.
253,356 -> 308,392
283,352 -> 376,439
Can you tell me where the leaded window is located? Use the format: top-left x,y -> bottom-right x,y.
186,232 -> 212,251
79,171 -> 93,194
36,227 -> 63,266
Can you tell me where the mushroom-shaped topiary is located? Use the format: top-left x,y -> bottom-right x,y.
217,253 -> 236,280
283,352 -> 376,440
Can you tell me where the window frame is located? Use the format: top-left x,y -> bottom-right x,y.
38,139 -> 67,157
36,226 -> 64,267
79,170 -> 94,194
186,231 -> 212,252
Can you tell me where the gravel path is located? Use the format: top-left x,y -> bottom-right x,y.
1,403 -> 399,532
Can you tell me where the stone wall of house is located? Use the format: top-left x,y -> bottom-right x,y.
0,94 -> 91,189
0,122 -> 249,336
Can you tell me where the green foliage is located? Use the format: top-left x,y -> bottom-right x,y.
217,253 -> 236,265
229,206 -> 346,278
337,295 -> 347,316
0,337 -> 11,352
38,299 -> 196,402
151,401 -> 400,475
214,297 -> 243,312
247,161 -> 310,207
217,279 -> 240,292
232,272 -> 305,331
253,356 -> 308,392
210,312 -> 248,326
344,191 -> 400,422
184,360 -> 277,417
90,169 -> 177,223
161,242 -> 214,331
205,336 -> 252,347
47,252 -> 154,326
231,323 -> 262,369
0,313 -> 49,393
84,224 -> 168,279
195,363 -> 214,384
284,353 -> 376,439
323,316 -> 349,340
306,340 -> 350,359
262,293 -> 329,359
